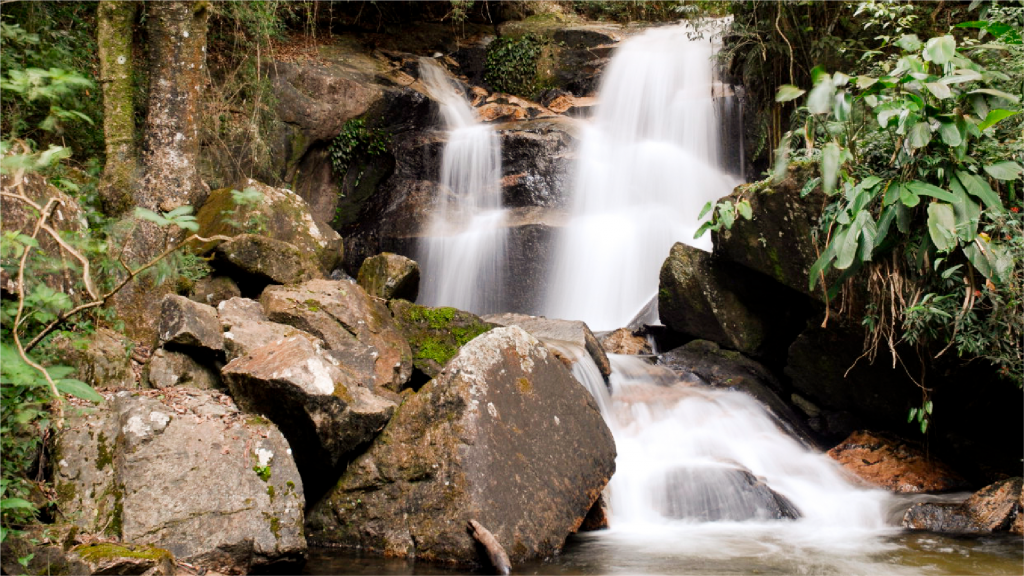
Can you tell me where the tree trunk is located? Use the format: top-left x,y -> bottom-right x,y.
138,0 -> 210,214
97,0 -> 138,216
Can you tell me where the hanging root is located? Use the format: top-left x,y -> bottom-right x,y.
468,519 -> 511,575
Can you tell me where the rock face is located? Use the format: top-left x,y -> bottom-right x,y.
497,118 -> 577,209
658,242 -> 766,356
261,279 -> 413,391
157,295 -> 224,353
357,252 -> 421,301
483,312 -> 611,378
658,465 -> 800,521
828,431 -> 968,493
389,300 -> 495,380
306,326 -> 616,567
903,478 -> 1023,534
195,180 -> 344,273
189,275 -> 241,307
53,389 -> 306,574
215,234 -> 322,289
144,348 -> 221,390
50,328 -> 135,390
222,334 -> 396,501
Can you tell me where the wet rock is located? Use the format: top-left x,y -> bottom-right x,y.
483,312 -> 611,377
828,431 -> 968,493
261,279 -> 413,391
222,334 -> 396,501
903,477 -> 1023,534
659,340 -> 818,448
157,295 -> 224,353
658,242 -> 766,356
53,389 -> 306,574
189,275 -> 241,307
144,348 -> 221,390
659,465 -> 801,521
497,118 -> 577,209
195,181 -> 343,273
306,327 -> 616,567
69,543 -> 175,576
357,252 -> 421,301
579,495 -> 609,531
214,234 -> 322,289
599,328 -> 651,356
389,299 -> 494,379
50,328 -> 135,390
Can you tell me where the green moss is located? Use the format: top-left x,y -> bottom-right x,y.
264,512 -> 281,539
766,245 -> 785,282
74,543 -> 172,564
405,305 -> 457,330
416,337 -> 458,365
55,481 -> 77,508
104,493 -> 123,538
516,377 -> 533,395
245,415 -> 271,427
267,485 -> 276,500
304,299 -> 320,312
95,432 -> 113,471
286,480 -> 295,490
333,382 -> 354,404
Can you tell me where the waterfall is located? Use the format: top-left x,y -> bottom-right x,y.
542,24 -> 743,331
416,59 -> 509,315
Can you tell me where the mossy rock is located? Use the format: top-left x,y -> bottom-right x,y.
388,300 -> 495,378
70,543 -> 175,575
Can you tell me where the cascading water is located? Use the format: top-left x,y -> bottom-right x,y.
416,59 -> 508,315
542,24 -> 743,331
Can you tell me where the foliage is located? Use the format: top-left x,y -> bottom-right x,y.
772,14 -> 1023,429
570,1 -> 690,23
484,33 -> 547,97
694,198 -> 753,239
328,118 -> 390,187
219,186 -> 268,235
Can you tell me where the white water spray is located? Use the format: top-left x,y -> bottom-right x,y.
543,24 -> 743,330
416,59 -> 508,315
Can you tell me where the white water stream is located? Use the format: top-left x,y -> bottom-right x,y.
416,59 -> 508,315
542,24 -> 743,331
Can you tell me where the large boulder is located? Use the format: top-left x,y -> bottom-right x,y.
658,242 -> 766,356
658,465 -> 800,521
53,389 -> 305,574
194,181 -> 343,272
389,299 -> 495,380
222,334 -> 397,501
156,295 -> 224,353
143,348 -> 221,390
49,328 -> 135,390
69,543 -> 176,576
306,326 -> 616,567
261,279 -> 413,391
902,477 -> 1023,534
357,252 -> 421,301
214,234 -> 322,290
483,312 -> 611,378
828,431 -> 968,494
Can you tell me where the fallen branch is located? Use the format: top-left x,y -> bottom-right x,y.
468,519 -> 511,576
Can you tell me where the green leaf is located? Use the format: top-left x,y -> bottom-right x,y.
983,161 -> 1023,181
808,242 -> 835,291
970,88 -> 1020,104
924,401 -> 933,414
949,177 -> 981,241
834,91 -> 853,121
55,379 -> 104,403
955,170 -> 1004,211
965,241 -> 994,279
772,132 -> 792,184
134,207 -> 170,227
927,203 -> 958,252
0,498 -> 35,510
800,177 -> 821,198
164,205 -> 195,218
836,220 -> 863,270
900,185 -> 921,207
924,82 -> 952,100
908,121 -> 933,149
896,34 -> 923,52
906,181 -> 957,202
940,69 -> 983,84
807,77 -> 835,115
735,199 -> 752,220
923,35 -> 956,66
875,204 -> 898,247
821,142 -> 841,195
883,181 -> 901,206
698,201 -> 713,220
908,408 -> 918,423
937,120 -> 962,146
776,85 -> 806,102
978,109 -> 1018,131
857,75 -> 878,90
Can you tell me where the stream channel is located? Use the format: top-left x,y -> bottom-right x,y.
309,21 -> 1022,576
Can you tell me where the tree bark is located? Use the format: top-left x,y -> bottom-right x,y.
97,0 -> 139,216
138,0 -> 210,214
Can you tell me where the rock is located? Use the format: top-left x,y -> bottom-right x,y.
50,328 -> 135,390
190,275 -> 241,307
222,334 -> 396,500
218,297 -> 319,362
195,181 -> 343,273
785,326 -> 919,438
157,295 -> 224,353
828,431 -> 968,493
357,253 -> 421,301
658,340 -> 819,448
599,328 -> 651,355
214,234 -> 322,289
659,465 -> 801,521
903,478 -> 1023,534
144,348 -> 222,390
389,299 -> 495,379
306,326 -> 616,567
579,495 -> 609,531
0,534 -> 90,576
217,297 -> 268,325
69,543 -> 175,576
713,164 -> 837,302
482,312 -> 611,378
497,118 -> 577,209
261,279 -> 413,392
658,242 -> 766,356
53,389 -> 306,574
